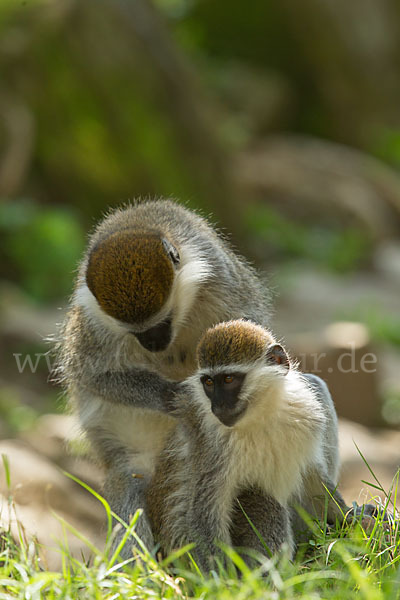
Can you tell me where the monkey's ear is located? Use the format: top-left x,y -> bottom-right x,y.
265,344 -> 290,373
162,238 -> 180,266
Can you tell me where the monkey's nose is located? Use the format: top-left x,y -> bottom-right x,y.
212,405 -> 241,428
134,318 -> 172,352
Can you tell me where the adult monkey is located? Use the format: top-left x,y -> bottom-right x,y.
56,199 -> 270,557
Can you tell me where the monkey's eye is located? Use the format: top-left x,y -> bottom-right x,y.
204,377 -> 214,387
224,375 -> 234,384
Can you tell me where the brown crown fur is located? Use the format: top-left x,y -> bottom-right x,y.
86,230 -> 175,324
197,320 -> 275,369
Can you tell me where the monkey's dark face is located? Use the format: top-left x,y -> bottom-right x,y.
198,337 -> 290,427
200,372 -> 247,427
86,231 -> 180,351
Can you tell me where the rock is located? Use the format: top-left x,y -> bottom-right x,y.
272,267 -> 400,335
271,266 -> 400,427
289,321 -> 383,427
20,413 -> 103,492
0,282 -> 61,393
0,281 -> 61,344
21,413 -> 80,463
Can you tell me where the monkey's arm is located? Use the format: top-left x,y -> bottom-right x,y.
80,368 -> 180,413
58,308 -> 181,413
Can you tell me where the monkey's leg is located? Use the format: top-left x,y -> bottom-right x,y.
231,488 -> 294,567
103,468 -> 154,561
307,473 -> 348,521
315,474 -> 389,528
290,471 -> 349,545
290,473 -> 382,546
188,477 -> 233,572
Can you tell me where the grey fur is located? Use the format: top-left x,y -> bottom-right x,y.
290,374 -> 380,537
145,361 -> 358,571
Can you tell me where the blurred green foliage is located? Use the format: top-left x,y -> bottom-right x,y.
246,206 -> 372,273
382,387 -> 400,426
0,387 -> 38,434
0,201 -> 85,301
0,0 -> 398,299
373,129 -> 400,169
31,36 -> 195,210
0,0 -> 204,224
158,0 -> 295,75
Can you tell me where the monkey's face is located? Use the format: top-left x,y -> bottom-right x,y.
201,372 -> 247,427
86,231 -> 180,351
199,343 -> 288,428
196,320 -> 290,428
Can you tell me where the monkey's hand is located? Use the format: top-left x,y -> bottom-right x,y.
163,381 -> 193,416
86,368 -> 181,414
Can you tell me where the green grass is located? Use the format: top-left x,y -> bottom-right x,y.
0,468 -> 399,599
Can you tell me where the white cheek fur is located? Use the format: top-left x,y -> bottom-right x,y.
168,245 -> 210,329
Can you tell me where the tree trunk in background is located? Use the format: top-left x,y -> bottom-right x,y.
0,96 -> 35,197
279,0 -> 400,147
234,135 -> 400,240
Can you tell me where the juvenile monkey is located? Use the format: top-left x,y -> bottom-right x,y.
55,199 -> 270,554
146,320 -> 337,570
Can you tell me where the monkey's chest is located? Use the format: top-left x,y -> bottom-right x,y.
125,326 -> 201,380
106,404 -> 177,474
230,425 -> 305,505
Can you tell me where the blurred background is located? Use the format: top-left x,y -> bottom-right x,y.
0,0 -> 399,567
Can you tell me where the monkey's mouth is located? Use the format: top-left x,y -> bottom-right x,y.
134,318 -> 172,352
212,406 -> 246,428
